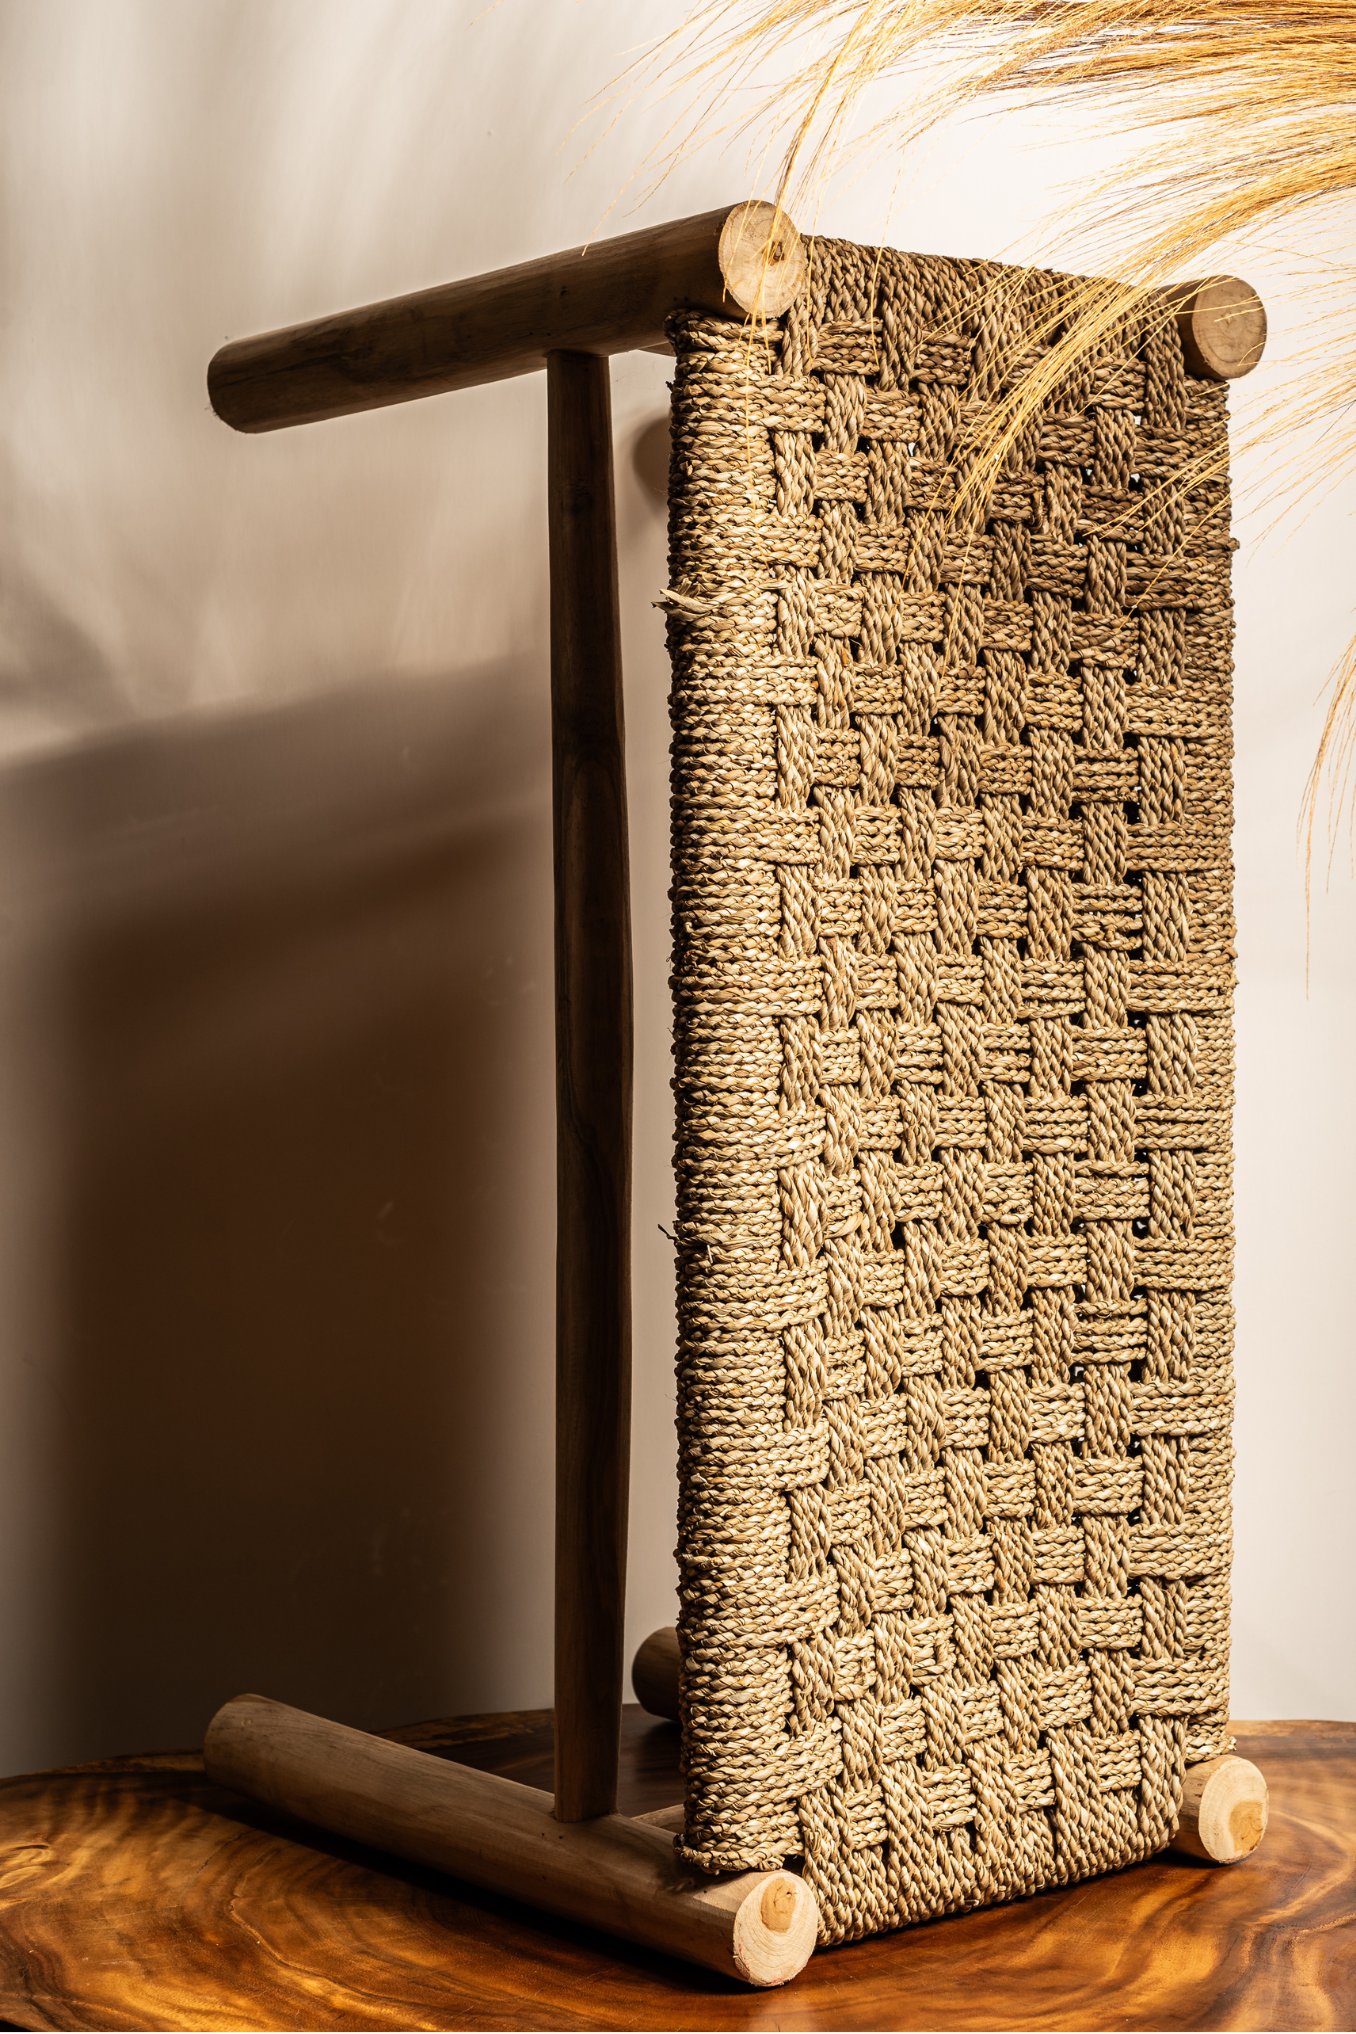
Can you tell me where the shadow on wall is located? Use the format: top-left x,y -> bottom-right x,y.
0,665 -> 557,1767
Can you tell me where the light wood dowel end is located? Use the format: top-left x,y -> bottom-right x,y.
733,1871 -> 816,1984
627,1804 -> 817,1976
1171,277 -> 1267,379
1171,1754 -> 1268,1863
717,202 -> 805,320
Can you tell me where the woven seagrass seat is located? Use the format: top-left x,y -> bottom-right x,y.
665,239 -> 1236,1942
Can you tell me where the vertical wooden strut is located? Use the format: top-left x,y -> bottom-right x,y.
547,351 -> 633,1822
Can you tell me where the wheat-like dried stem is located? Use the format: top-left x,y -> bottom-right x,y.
608,0 -> 1356,868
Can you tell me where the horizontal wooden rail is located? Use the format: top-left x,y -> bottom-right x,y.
203,1694 -> 819,1988
208,210 -> 1264,436
208,201 -> 805,432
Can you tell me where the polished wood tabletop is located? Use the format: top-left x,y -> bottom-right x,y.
0,1710 -> 1350,2031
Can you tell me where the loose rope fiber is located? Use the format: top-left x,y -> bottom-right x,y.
666,238 -> 1234,1944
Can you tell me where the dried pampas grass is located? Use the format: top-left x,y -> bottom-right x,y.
615,0 -> 1356,870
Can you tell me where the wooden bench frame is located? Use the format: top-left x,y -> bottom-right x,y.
201,204 -> 1267,1987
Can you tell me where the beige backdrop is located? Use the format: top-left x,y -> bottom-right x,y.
0,0 -> 1351,1775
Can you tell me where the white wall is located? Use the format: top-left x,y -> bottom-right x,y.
0,0 -> 1349,1772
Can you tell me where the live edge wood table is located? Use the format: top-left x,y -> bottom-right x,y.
0,1715 -> 1350,2033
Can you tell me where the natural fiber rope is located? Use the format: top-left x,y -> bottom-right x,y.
665,238 -> 1234,1944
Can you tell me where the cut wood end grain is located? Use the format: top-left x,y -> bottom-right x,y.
734,1870 -> 817,1985
1173,277 -> 1267,380
760,1872 -> 797,1931
717,202 -> 806,321
1171,1754 -> 1269,1864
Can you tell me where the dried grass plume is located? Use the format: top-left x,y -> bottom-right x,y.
613,0 -> 1356,870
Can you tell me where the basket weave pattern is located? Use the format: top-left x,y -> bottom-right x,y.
666,240 -> 1235,1942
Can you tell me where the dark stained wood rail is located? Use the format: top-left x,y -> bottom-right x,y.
547,349 -> 632,1824
207,203 -> 808,430
0,1714 -> 1350,2031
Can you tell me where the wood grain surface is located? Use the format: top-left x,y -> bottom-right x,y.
0,1712 -> 1351,2032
